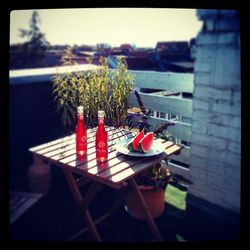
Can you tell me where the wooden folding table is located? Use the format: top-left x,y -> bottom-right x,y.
29,127 -> 182,241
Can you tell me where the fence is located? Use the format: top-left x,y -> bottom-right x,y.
129,70 -> 194,179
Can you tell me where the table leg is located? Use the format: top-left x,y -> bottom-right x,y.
62,168 -> 102,242
127,178 -> 163,241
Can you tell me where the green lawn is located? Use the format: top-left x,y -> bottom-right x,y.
165,184 -> 187,211
164,184 -> 188,241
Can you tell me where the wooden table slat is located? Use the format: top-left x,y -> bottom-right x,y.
65,133 -> 133,168
105,142 -> 180,184
57,131 -> 133,165
108,153 -> 167,184
165,144 -> 183,155
94,155 -> 149,179
42,141 -> 76,158
34,129 -> 133,161
34,128 -> 122,156
29,127 -> 182,189
29,126 -> 118,153
29,134 -> 75,152
161,140 -> 174,148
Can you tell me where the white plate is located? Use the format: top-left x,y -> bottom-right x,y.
115,138 -> 166,157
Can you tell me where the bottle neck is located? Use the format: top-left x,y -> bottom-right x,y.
98,116 -> 105,128
77,113 -> 84,124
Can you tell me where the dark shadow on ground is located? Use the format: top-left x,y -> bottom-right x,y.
10,167 -> 240,242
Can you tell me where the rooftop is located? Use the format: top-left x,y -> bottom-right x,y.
9,65 -> 240,242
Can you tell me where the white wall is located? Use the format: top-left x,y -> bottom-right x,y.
188,10 -> 241,214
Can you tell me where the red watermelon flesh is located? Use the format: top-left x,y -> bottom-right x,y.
138,132 -> 154,152
131,130 -> 145,150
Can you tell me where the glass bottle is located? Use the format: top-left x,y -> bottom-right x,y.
76,106 -> 87,157
96,110 -> 108,162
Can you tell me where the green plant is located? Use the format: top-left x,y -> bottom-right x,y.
125,90 -> 176,142
136,160 -> 172,191
52,47 -> 135,129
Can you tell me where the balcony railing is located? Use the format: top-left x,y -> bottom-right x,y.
9,65 -> 193,184
129,70 -> 193,179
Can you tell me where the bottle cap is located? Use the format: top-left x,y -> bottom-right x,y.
98,110 -> 105,117
77,106 -> 83,113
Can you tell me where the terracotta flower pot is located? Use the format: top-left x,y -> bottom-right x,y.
126,185 -> 165,220
27,163 -> 51,196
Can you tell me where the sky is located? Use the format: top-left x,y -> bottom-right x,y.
10,8 -> 203,48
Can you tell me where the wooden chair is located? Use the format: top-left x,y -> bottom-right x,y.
10,191 -> 43,225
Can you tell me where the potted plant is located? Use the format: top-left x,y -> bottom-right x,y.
124,90 -> 176,220
126,160 -> 172,220
51,46 -> 135,130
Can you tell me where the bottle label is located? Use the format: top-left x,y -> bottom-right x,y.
98,141 -> 106,148
96,148 -> 107,154
96,141 -> 107,154
81,136 -> 87,142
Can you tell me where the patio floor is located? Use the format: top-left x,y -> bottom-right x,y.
10,167 -> 240,243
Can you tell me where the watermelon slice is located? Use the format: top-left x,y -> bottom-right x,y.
127,130 -> 145,151
138,132 -> 154,153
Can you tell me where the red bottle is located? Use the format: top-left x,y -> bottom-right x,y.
96,110 -> 108,162
76,106 -> 87,157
